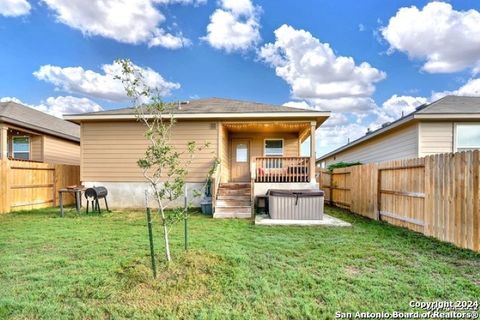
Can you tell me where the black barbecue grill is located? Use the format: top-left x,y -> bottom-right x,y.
85,186 -> 110,213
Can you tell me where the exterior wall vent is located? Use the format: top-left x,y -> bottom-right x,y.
177,100 -> 189,110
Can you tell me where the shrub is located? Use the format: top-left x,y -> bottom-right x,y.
327,161 -> 361,172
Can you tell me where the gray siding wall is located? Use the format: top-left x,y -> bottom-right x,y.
323,123 -> 419,165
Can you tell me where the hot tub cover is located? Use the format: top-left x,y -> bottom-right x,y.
266,189 -> 324,197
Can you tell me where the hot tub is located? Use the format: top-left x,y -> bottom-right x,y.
267,189 -> 324,220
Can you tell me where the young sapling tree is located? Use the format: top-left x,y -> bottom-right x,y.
115,59 -> 212,262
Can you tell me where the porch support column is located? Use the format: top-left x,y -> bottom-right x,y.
309,121 -> 316,183
0,124 -> 8,159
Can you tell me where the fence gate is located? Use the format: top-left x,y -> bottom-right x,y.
9,163 -> 56,211
318,169 -> 351,209
377,158 -> 426,233
0,159 -> 80,213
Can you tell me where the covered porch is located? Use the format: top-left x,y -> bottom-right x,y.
0,123 -> 43,161
217,120 -> 318,185
211,120 -> 321,218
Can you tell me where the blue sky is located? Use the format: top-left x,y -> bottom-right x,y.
1,0 -> 480,157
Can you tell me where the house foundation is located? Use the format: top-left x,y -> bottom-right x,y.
83,181 -> 206,209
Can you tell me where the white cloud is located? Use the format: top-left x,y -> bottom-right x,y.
260,25 -> 385,113
381,95 -> 427,118
283,100 -> 311,110
41,0 -> 194,49
221,0 -> 256,16
455,78 -> 480,96
202,0 -> 261,52
372,94 -> 427,128
0,96 -> 23,103
432,77 -> 480,101
371,78 -> 480,132
33,61 -> 180,102
381,2 -> 480,73
321,112 -> 350,128
154,0 -> 206,5
315,94 -> 427,156
148,29 -> 191,48
35,96 -> 103,118
317,121 -> 367,149
380,79 -> 480,125
285,97 -> 378,113
284,99 -> 368,156
0,96 -> 102,118
317,76 -> 480,157
309,97 -> 378,113
0,0 -> 30,17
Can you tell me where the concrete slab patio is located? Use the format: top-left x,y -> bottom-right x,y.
254,214 -> 351,227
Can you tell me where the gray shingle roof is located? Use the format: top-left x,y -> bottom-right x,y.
0,101 -> 80,141
72,97 -> 321,116
317,95 -> 480,161
416,95 -> 480,114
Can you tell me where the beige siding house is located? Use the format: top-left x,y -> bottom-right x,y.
317,96 -> 480,167
0,101 -> 80,165
66,98 -> 330,216
80,120 -> 218,182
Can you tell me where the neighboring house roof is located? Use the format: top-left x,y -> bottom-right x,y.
415,95 -> 480,115
317,95 -> 480,162
64,97 -> 330,125
0,101 -> 80,142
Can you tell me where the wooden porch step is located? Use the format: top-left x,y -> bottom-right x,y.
215,206 -> 251,213
219,183 -> 251,189
216,199 -> 251,207
214,182 -> 252,219
216,195 -> 250,201
213,211 -> 252,219
217,188 -> 251,196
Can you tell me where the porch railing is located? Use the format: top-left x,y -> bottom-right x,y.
253,156 -> 310,183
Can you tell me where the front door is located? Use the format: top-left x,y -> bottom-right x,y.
231,139 -> 250,182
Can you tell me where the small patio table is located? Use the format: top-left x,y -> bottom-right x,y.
58,187 -> 85,217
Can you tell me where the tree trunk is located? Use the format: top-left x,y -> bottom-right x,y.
163,221 -> 172,262
158,205 -> 172,262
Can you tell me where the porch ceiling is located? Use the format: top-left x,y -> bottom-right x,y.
223,121 -> 310,133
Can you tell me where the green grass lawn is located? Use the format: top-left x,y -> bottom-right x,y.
0,206 -> 478,319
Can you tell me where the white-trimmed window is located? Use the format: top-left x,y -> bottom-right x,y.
12,136 -> 30,160
456,124 -> 480,152
264,139 -> 284,156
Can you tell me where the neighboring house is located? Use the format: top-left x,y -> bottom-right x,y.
317,96 -> 480,168
65,97 -> 330,217
0,101 -> 80,165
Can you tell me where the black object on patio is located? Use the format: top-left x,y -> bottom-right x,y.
85,186 -> 110,213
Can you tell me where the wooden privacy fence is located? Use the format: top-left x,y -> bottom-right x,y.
0,159 -> 80,213
317,150 -> 480,252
